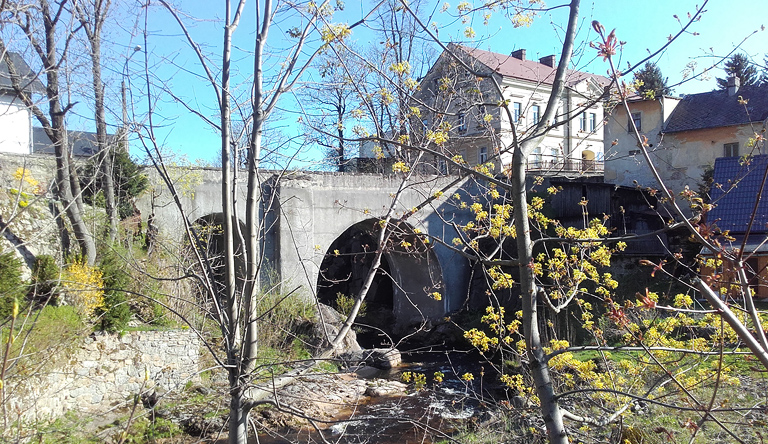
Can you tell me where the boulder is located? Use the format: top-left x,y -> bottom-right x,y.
339,347 -> 402,370
305,303 -> 362,357
365,380 -> 408,397
354,365 -> 382,379
364,348 -> 402,369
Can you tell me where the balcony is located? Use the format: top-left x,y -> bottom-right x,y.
526,156 -> 604,176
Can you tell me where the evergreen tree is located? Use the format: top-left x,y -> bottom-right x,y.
80,148 -> 149,220
760,54 -> 768,86
716,53 -> 758,90
634,62 -> 672,99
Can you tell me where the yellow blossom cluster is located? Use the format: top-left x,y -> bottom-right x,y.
400,371 -> 427,390
320,23 -> 351,45
13,167 -> 39,191
62,259 -> 104,319
392,161 -> 410,173
426,130 -> 449,145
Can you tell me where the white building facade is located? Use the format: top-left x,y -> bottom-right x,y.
0,93 -> 34,155
0,52 -> 44,155
411,44 -> 608,176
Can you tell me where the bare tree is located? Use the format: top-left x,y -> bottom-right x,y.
137,1 -> 390,442
301,48 -> 365,171
1,0 -> 97,265
76,0 -> 119,243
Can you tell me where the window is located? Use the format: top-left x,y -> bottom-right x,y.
457,111 -> 466,133
513,102 -> 522,123
476,105 -> 487,128
479,146 -> 488,164
438,158 -> 448,174
589,113 -> 596,132
532,105 -> 540,124
549,147 -> 559,165
532,147 -> 542,167
724,142 -> 739,157
579,112 -> 586,131
628,112 -> 641,132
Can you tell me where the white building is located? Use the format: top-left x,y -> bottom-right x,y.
0,53 -> 106,157
410,44 -> 609,176
0,52 -> 43,155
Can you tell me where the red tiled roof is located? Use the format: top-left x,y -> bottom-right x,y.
455,45 -> 610,88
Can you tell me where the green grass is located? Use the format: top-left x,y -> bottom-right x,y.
2,305 -> 87,377
34,411 -> 101,444
562,347 -> 768,443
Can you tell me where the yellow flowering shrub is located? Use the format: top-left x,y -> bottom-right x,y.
13,167 -> 40,192
61,259 -> 104,319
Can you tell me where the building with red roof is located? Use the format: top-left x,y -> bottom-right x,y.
393,43 -> 610,176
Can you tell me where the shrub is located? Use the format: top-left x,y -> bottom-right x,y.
61,258 -> 104,319
257,288 -> 314,354
95,247 -> 132,332
334,292 -> 366,318
96,288 -> 131,333
0,251 -> 26,319
29,254 -> 60,304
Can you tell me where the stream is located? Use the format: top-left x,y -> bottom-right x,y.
256,347 -> 494,444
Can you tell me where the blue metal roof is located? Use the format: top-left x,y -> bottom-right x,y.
708,154 -> 768,233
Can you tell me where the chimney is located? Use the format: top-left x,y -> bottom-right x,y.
539,55 -> 556,67
511,49 -> 526,61
727,75 -> 740,96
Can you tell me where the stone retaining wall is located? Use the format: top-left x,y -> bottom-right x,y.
0,152 -> 61,189
6,329 -> 200,423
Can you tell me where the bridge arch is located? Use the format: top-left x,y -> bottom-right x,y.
316,218 -> 446,337
139,170 -> 472,330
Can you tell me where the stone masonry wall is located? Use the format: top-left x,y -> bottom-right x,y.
6,329 -> 200,423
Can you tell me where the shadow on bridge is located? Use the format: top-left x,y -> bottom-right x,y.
316,218 -> 445,342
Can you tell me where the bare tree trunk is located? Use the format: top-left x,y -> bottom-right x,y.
80,0 -> 118,243
336,96 -> 345,172
512,2 -> 580,442
220,2 -> 248,443
228,375 -> 248,444
220,0 -> 240,356
44,16 -> 96,264
511,152 -> 567,443
56,121 -> 96,264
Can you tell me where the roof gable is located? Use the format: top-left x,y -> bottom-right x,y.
664,84 -> 768,133
0,52 -> 45,95
708,154 -> 768,233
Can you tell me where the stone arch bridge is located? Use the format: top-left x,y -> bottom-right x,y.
137,168 -> 475,332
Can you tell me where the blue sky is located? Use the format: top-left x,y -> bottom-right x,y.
127,0 -> 766,164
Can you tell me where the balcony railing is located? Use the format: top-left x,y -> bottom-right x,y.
526,157 -> 604,175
